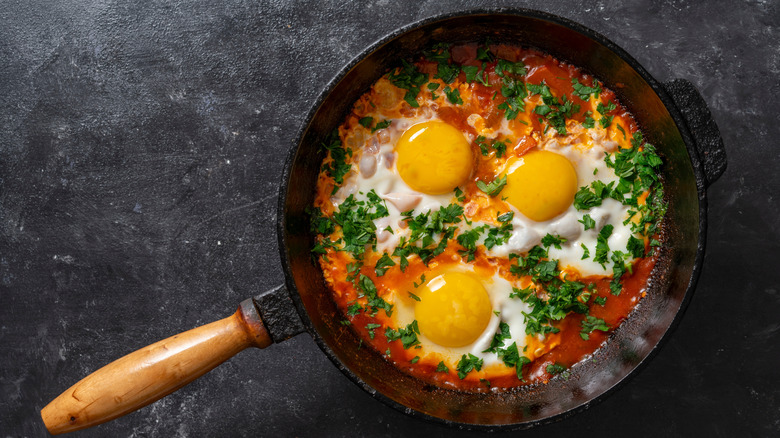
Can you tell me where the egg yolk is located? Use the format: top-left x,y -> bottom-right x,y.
395,121 -> 473,195
414,272 -> 492,348
503,150 -> 578,222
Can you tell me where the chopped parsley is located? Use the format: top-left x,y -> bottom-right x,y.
582,111 -> 596,128
627,235 -> 646,258
346,262 -> 361,283
482,321 -> 511,353
330,191 -> 389,259
462,63 -> 489,86
393,203 -> 463,266
476,175 -> 507,197
509,286 -> 534,300
423,43 -> 450,62
616,124 -> 627,139
495,59 -> 528,120
374,253 -> 395,276
456,353 -> 484,379
596,101 -> 617,128
481,321 -> 530,379
357,274 -> 393,317
607,132 -> 666,237
497,342 -> 531,380
610,251 -> 629,295
371,119 -> 392,133
435,63 -> 459,84
476,42 -> 494,62
492,140 -> 508,158
541,233 -> 566,249
581,243 -> 590,260
580,315 -> 610,340
385,320 -> 420,349
510,246 -> 558,283
497,211 -> 514,223
495,59 -> 527,77
308,206 -> 335,236
518,279 -> 589,335
387,59 -> 427,108
497,79 -> 527,120
436,361 -> 449,373
571,78 -> 602,101
319,130 -> 352,194
358,116 -> 373,128
443,85 -> 463,105
510,247 -> 590,335
425,44 -> 460,85
529,83 -> 580,135
483,221 -> 513,249
593,224 -> 614,269
365,323 -> 382,339
578,214 -> 596,230
476,135 -> 490,156
454,187 -> 466,202
573,180 -> 616,210
456,227 -> 482,261
475,136 -> 509,158
546,363 -> 567,376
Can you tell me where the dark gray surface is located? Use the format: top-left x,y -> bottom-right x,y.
1,1 -> 778,437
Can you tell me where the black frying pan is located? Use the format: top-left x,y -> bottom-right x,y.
41,8 -> 726,434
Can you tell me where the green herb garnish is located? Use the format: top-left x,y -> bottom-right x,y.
476,175 -> 507,197
385,320 -> 421,349
456,353 -> 484,379
580,315 -> 610,340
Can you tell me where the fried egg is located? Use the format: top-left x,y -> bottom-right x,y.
484,133 -> 637,277
388,263 -> 532,373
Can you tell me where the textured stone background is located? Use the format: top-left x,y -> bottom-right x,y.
2,1 -> 778,437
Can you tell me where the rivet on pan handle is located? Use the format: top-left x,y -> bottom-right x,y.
663,78 -> 728,187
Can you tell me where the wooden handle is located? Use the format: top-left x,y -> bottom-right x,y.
41,299 -> 271,434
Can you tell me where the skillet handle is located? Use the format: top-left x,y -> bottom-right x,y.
40,298 -> 271,435
663,79 -> 727,186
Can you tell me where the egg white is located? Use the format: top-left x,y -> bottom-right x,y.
389,264 -> 531,368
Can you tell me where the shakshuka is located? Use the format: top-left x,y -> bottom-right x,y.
309,42 -> 666,391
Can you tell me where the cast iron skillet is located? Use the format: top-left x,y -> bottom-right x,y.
41,8 -> 726,434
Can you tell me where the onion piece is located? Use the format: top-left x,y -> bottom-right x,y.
359,155 -> 377,178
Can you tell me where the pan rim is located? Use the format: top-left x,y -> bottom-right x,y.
276,7 -> 709,430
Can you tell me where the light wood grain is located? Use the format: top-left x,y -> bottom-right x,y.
41,299 -> 271,434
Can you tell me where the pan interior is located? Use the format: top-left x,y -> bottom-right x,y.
280,10 -> 699,427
